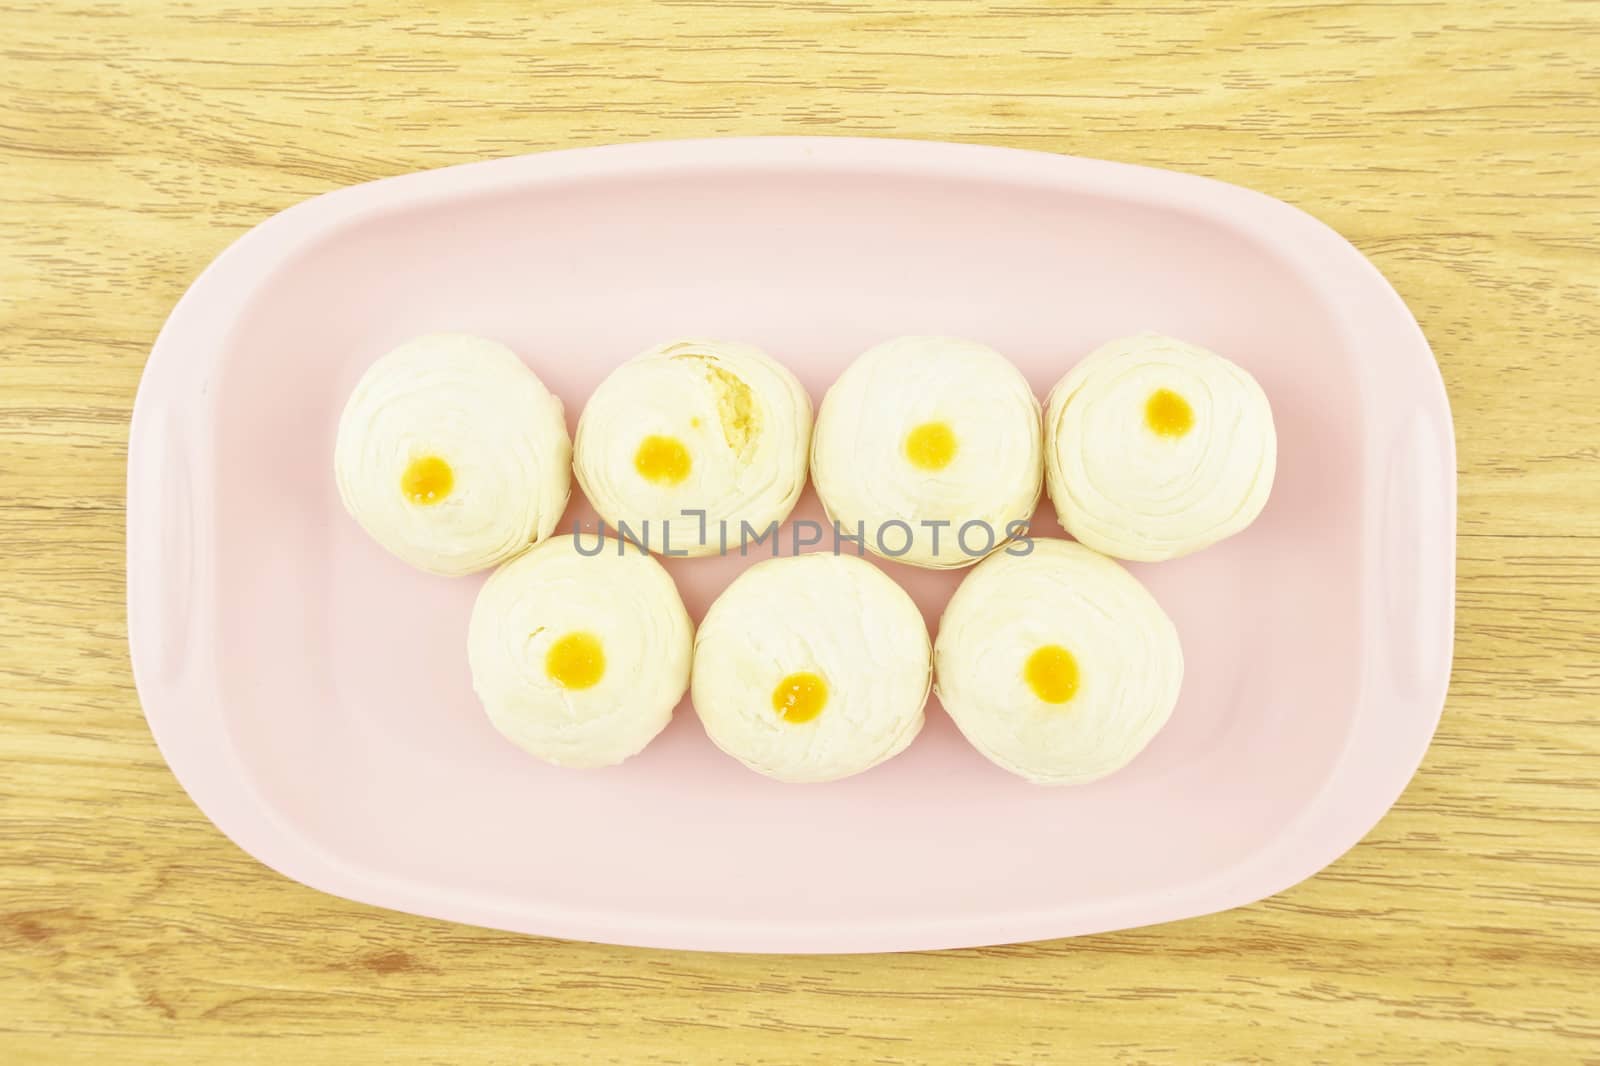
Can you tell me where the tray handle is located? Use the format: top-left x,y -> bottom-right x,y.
1381,406 -> 1454,698
127,401 -> 196,685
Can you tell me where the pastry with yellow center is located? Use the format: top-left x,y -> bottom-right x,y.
811,337 -> 1042,569
934,539 -> 1183,785
1044,333 -> 1276,562
467,535 -> 692,768
334,333 -> 571,576
573,340 -> 811,557
691,553 -> 931,783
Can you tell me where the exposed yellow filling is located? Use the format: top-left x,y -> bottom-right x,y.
634,434 -> 692,485
1024,644 -> 1080,704
545,632 -> 606,690
400,455 -> 453,505
904,420 -> 958,471
1145,388 -> 1194,438
674,354 -> 759,458
772,671 -> 828,724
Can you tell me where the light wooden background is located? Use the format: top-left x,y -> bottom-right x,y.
3,1 -> 1597,1062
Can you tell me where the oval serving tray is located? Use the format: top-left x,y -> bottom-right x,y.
127,137 -> 1454,953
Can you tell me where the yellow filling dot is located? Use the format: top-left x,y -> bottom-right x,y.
545,632 -> 605,690
904,421 -> 958,471
634,434 -> 691,485
400,455 -> 453,505
1144,388 -> 1194,438
772,671 -> 828,724
1024,644 -> 1080,704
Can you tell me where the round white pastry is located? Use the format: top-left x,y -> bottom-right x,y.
468,535 -> 693,768
691,553 -> 931,783
1044,333 -> 1276,562
811,336 -> 1042,570
934,538 -> 1183,785
334,333 -> 572,576
573,339 -> 811,557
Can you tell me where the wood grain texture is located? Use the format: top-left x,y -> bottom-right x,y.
3,0 -> 1598,1062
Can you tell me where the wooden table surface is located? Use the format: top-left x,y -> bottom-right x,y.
4,1 -> 1598,1062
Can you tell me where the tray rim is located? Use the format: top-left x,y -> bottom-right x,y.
126,136 -> 1456,953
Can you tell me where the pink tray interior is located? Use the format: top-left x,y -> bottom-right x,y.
127,139 -> 1454,952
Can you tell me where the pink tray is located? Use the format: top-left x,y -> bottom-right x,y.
127,138 -> 1455,953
